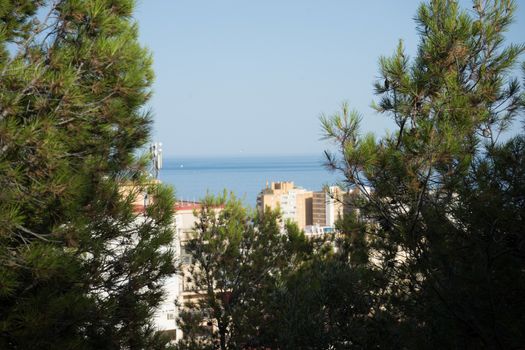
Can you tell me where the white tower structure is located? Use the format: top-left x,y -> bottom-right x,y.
150,142 -> 163,179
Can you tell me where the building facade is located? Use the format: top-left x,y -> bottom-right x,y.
257,181 -> 313,230
257,182 -> 352,233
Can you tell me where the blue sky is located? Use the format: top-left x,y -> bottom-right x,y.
135,1 -> 525,157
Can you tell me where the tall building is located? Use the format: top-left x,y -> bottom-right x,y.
312,191 -> 328,226
307,186 -> 349,234
257,182 -> 353,234
257,181 -> 313,230
326,188 -> 342,227
150,200 -> 221,343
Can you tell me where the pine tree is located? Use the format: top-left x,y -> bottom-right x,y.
0,1 -> 175,348
176,193 -> 311,350
322,0 -> 525,348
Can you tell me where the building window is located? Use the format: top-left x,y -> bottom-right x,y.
180,245 -> 192,265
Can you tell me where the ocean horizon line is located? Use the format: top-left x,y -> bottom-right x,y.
162,153 -> 329,159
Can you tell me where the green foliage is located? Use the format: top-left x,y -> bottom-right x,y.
0,1 -> 175,349
263,257 -> 396,350
321,0 -> 525,348
176,193 -> 312,350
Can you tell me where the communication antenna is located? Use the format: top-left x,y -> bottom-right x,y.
150,142 -> 163,179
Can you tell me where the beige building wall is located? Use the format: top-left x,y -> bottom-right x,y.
256,181 -> 314,230
257,182 -> 356,231
259,192 -> 281,213
326,186 -> 349,226
119,179 -> 161,209
296,192 -> 313,228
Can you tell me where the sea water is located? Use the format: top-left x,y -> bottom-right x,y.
159,154 -> 342,207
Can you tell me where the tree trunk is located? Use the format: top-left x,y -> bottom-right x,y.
218,322 -> 227,350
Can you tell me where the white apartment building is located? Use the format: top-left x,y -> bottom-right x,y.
143,201 -> 203,343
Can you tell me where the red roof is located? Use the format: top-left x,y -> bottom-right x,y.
174,201 -> 202,211
133,201 -> 223,214
132,201 -> 202,214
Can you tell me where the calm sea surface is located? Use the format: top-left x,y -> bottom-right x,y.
159,155 -> 341,207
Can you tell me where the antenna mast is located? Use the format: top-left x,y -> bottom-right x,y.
150,142 -> 163,179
